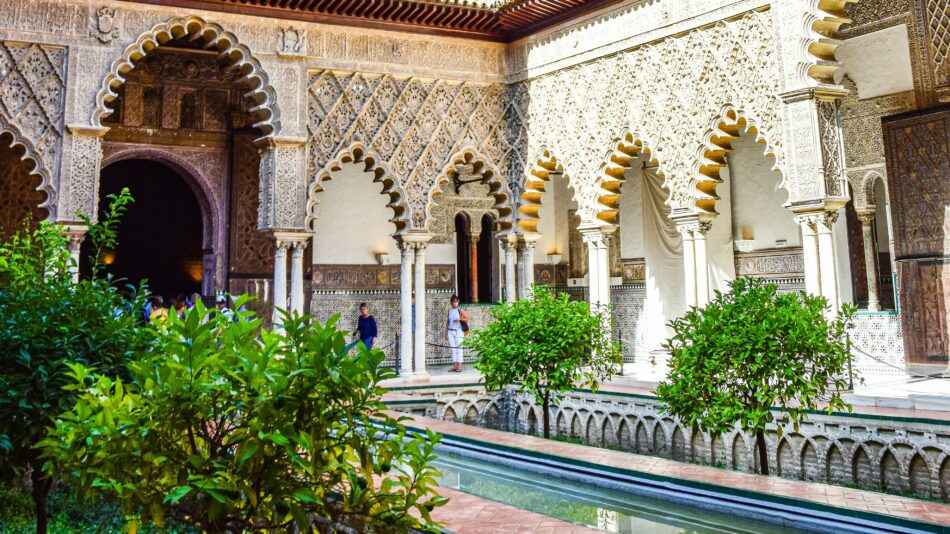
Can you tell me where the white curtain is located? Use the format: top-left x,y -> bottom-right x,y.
707,175 -> 736,296
639,167 -> 685,354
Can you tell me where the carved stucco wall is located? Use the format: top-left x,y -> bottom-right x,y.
0,41 -> 66,220
0,0 -> 861,240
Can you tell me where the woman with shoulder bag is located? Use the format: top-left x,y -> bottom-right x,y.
446,295 -> 467,372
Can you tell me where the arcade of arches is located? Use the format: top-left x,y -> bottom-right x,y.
1,0 -> 949,381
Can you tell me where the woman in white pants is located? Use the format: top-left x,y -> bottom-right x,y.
446,294 -> 465,372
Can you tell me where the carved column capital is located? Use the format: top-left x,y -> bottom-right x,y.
856,209 -> 876,226
259,138 -> 308,232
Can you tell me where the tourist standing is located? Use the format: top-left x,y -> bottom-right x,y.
445,295 -> 467,372
354,303 -> 378,349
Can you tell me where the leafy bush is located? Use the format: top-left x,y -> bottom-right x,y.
466,286 -> 622,438
0,191 -> 150,533
41,303 -> 446,532
655,277 -> 856,475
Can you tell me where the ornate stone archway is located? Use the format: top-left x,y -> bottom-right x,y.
100,147 -> 223,295
92,15 -> 280,136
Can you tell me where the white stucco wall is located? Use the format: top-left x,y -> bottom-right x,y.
835,207 -> 854,305
726,129 -> 799,249
836,25 -> 914,99
535,173 -> 575,262
311,163 -> 400,264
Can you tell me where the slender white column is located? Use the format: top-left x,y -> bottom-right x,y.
815,212 -> 840,315
797,216 -> 821,297
693,225 -> 710,307
516,242 -> 527,300
523,239 -> 537,298
580,226 -> 609,309
413,241 -> 429,378
679,225 -> 697,308
858,210 -> 880,311
289,240 -> 306,316
504,240 -> 517,304
399,242 -> 414,375
596,234 -> 610,307
272,240 -> 289,326
63,225 -> 87,283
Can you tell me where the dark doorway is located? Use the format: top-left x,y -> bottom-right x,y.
81,159 -> 204,298
477,214 -> 495,303
455,213 -> 472,303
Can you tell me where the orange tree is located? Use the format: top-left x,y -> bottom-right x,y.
466,286 -> 622,439
0,191 -> 149,534
655,277 -> 856,475
41,303 -> 446,532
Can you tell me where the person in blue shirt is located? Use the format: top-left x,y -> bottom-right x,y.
354,302 -> 378,349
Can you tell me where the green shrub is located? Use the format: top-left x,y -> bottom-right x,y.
466,285 -> 622,438
41,303 -> 446,532
0,190 -> 151,533
655,277 -> 856,475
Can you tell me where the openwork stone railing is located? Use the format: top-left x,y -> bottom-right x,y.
395,386 -> 950,502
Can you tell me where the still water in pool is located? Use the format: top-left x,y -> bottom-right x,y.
433,453 -> 804,533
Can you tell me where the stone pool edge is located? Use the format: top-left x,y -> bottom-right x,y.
391,412 -> 950,534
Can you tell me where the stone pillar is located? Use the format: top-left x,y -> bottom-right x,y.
469,233 -> 479,302
289,240 -> 306,316
516,242 -> 527,300
58,126 -> 108,225
815,212 -> 840,316
272,239 -> 289,327
62,225 -> 87,283
399,241 -> 414,376
693,227 -> 710,307
407,234 -> 433,378
797,216 -> 822,297
857,210 -> 881,311
674,218 -> 712,308
580,225 -> 610,309
504,237 -> 518,304
794,210 -> 842,315
523,234 -> 538,298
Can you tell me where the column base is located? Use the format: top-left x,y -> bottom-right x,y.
410,371 -> 430,380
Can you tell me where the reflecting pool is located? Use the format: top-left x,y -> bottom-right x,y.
434,452 -> 804,533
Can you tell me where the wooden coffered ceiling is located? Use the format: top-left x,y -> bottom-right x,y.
125,0 -> 624,41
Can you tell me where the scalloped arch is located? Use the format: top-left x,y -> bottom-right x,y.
518,148 -> 584,232
425,148 -> 515,234
92,16 -> 280,136
306,142 -> 410,233
692,105 -> 786,216
593,130 -> 669,225
0,114 -> 54,218
800,0 -> 861,85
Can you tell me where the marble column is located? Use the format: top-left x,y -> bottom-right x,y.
815,212 -> 840,315
289,240 -> 306,316
523,237 -> 538,298
516,242 -> 527,300
62,225 -> 87,283
399,241 -> 414,376
678,224 -> 697,308
580,226 -> 609,309
857,210 -> 880,311
469,233 -> 480,302
693,225 -> 710,307
504,238 -> 518,304
412,239 -> 430,378
272,239 -> 289,327
797,215 -> 821,297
